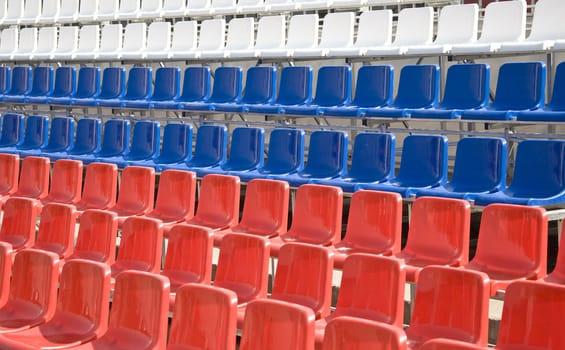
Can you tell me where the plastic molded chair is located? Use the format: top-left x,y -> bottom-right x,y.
294,12 -> 355,58
0,66 -> 11,96
14,116 -> 50,156
91,68 -> 126,107
229,15 -> 285,58
111,121 -> 160,168
87,119 -> 130,164
420,339 -> 486,350
0,198 -> 41,251
260,14 -> 319,58
167,21 -> 198,60
29,27 -> 58,61
215,66 -> 277,113
240,299 -> 316,350
57,0 -> 80,23
25,116 -> 75,158
33,203 -> 78,259
182,66 -> 243,111
17,1 -> 41,25
67,210 -> 118,265
71,271 -> 169,350
189,19 -> 226,59
9,28 -> 37,61
51,118 -> 101,161
396,197 -> 470,282
108,166 -> 155,223
94,24 -> 123,61
0,114 -> 24,148
58,66 -> 100,106
98,67 -> 152,108
0,28 -> 18,59
517,61 -> 565,122
39,0 -> 61,23
0,242 -> 12,308
1,67 -> 32,103
153,66 -> 210,109
315,255 -> 405,346
119,22 -> 148,60
355,134 -> 448,198
44,66 -> 77,103
473,140 -> 565,206
416,137 -> 507,200
145,169 -> 196,225
270,184 -> 342,255
74,162 -> 118,213
125,67 -> 180,109
330,191 -> 402,268
72,25 -> 100,61
406,266 -> 490,349
96,0 -> 118,21
4,67 -> 49,104
143,22 -> 172,59
322,317 -> 408,350
465,204 -> 547,296
116,0 -> 141,19
162,0 -> 187,17
22,67 -> 54,104
200,17 -> 254,59
2,0 -> 23,25
461,62 -> 546,121
141,123 -> 192,171
41,159 -> 83,206
0,153 -> 19,199
10,156 -> 50,201
139,0 -> 163,18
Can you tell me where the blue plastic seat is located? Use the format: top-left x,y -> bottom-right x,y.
22,67 -> 55,105
311,132 -> 396,193
215,67 -> 278,113
53,118 -> 102,161
41,67 -> 77,106
517,61 -> 565,122
364,65 -> 440,118
0,114 -> 24,149
237,128 -> 305,183
67,67 -> 102,107
76,119 -> 130,165
355,134 -> 448,198
23,116 -> 76,159
411,64 -> 491,120
153,67 -> 211,110
248,66 -> 314,115
125,67 -> 180,110
416,137 -> 507,200
99,67 -> 152,108
93,67 -> 127,107
474,140 -> 565,206
283,66 -> 352,116
182,67 -> 243,112
324,65 -> 394,117
108,121 -> 161,168
10,116 -> 50,156
1,67 -> 32,103
461,62 -> 546,121
0,67 -> 11,96
271,130 -> 348,187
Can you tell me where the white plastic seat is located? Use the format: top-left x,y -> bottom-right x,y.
451,0 -> 526,55
78,0 -> 99,21
365,6 -> 434,57
230,15 -> 284,58
73,25 -> 100,60
139,0 -> 163,18
119,22 -> 147,60
237,0 -> 265,14
162,0 -> 187,17
117,0 -> 141,19
39,0 -> 61,23
186,0 -> 212,16
18,0 -> 42,25
366,0 -> 399,5
51,26 -> 79,61
144,22 -> 172,60
190,19 -> 225,60
58,0 -> 80,22
328,10 -> 392,57
0,28 -> 18,61
201,17 -> 253,59
333,0 -> 365,9
12,28 -> 38,61
266,0 -> 295,12
261,14 -> 319,58
294,12 -> 354,58
406,3 -> 478,55
211,0 -> 237,15
0,0 -> 7,23
32,27 -> 59,61
97,0 -> 119,20
168,21 -> 198,60
95,24 -> 123,61
3,0 -> 23,25
295,0 -> 332,11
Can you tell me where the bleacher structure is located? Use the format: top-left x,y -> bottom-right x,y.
0,0 -> 562,349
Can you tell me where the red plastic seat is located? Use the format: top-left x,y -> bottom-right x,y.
71,271 -> 170,350
0,242 -> 13,308
396,196 -> 471,282
270,184 -> 343,256
465,204 -> 548,295
314,254 -> 405,346
146,169 -> 196,226
331,190 -> 402,268
545,221 -> 565,284
33,203 -> 79,259
322,316 -> 408,350
111,217 -> 163,280
74,162 -> 118,213
41,159 -> 83,206
9,156 -> 50,201
108,165 -> 155,226
240,298 -> 316,350
67,209 -> 118,265
0,249 -> 59,333
495,281 -> 565,350
216,178 -> 289,245
0,153 -> 20,202
405,266 -> 490,349
162,224 -> 213,308
167,284 -> 237,350
0,197 -> 41,251
420,339 -> 487,350
0,259 -> 111,349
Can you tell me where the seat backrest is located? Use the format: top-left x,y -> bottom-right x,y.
393,7 -> 434,46
448,137 -> 507,193
302,130 -> 348,178
275,66 -> 313,105
478,0 -> 526,43
41,0 -> 60,19
193,174 -> 240,228
0,0 -> 5,19
322,317 -> 407,350
76,25 -> 99,53
122,22 -> 146,52
188,0 -> 209,10
163,224 -> 213,285
78,0 -> 99,18
118,0 -> 140,13
163,0 -> 185,10
0,28 -> 18,53
434,3 -> 478,45
395,134 -> 448,187
407,266 -> 490,347
526,0 -> 565,42
43,116 -> 75,152
15,155 -> 50,200
58,0 -> 79,19
108,271 -> 169,349
179,66 -> 211,102
319,12 -> 354,49
99,24 -> 123,52
128,120 -> 160,160
212,0 -> 234,9
140,0 -> 161,12
29,66 -> 54,97
7,66 -> 32,96
472,204 -> 547,280
98,0 -> 119,17
53,27 -> 78,55
146,21 -> 171,52
354,10 -> 392,48
20,115 -> 49,149
0,65 -> 10,94
35,27 -> 58,54
343,190 -> 402,256
225,17 -> 254,50
439,63 -> 490,110
240,299 -> 315,350
153,169 -> 196,221
115,166 -> 155,213
187,125 -> 227,167
209,66 -> 243,103
197,19 -> 226,51
98,67 -> 126,99
0,153 -> 18,196
46,159 -> 82,204
158,123 -> 192,163
79,162 -> 118,210
124,67 -> 152,100
491,62 -> 546,111
286,14 -> 318,49
34,203 -> 78,259
241,66 -> 277,104
0,113 -> 24,147
98,119 -> 130,156
351,65 -> 393,108
0,242 -> 12,308
548,61 -> 565,110
152,67 -> 180,102
393,65 -> 439,109
255,15 -> 285,50
73,209 -> 118,264
262,128 -> 304,175
71,118 -> 101,155
0,197 -> 40,250
222,127 -> 264,171
5,0 -> 23,20
115,217 -> 163,274
75,66 -> 100,99
347,132 -> 395,182
311,66 -> 352,107
22,0 -> 41,20
171,21 -> 197,52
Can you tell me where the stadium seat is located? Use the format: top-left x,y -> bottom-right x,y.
9,155 -> 49,201
67,209 -> 118,265
0,66 -> 10,94
117,0 -> 141,19
144,169 -> 196,225
94,24 -> 123,61
0,249 -> 59,333
39,0 -> 61,23
32,203 -> 78,259
330,190 -> 402,268
0,66 -> 32,103
65,66 -> 100,106
168,284 -> 237,350
72,25 -> 100,61
215,66 -> 277,113
18,0 -> 41,25
182,66 -> 242,111
136,123 -> 192,170
267,0 -> 297,12
110,121 -> 160,168
0,114 -> 24,149
77,0 -> 100,21
167,21 -> 198,60
420,339 -> 486,350
212,0 -> 238,15
294,12 -> 354,58
311,132 -> 395,192
200,17 -> 254,59
144,22 -> 173,60
50,27 -> 79,60
99,67 -> 152,108
396,196 -> 471,282
41,159 -> 83,206
96,0 -> 119,21
2,0 -> 23,25
57,0 -> 80,23
261,14 -> 318,58
230,15 -> 285,58
473,140 -> 565,205
153,66 -> 210,109
0,153 -> 18,200
74,162 -> 118,213
126,67 -> 180,109
85,119 -> 130,164
107,166 -> 155,223
0,198 -> 41,251
5,67 -> 52,104
0,242 -> 11,308
240,299 -> 315,350
315,255 -> 405,346
30,27 -> 58,61
322,317 -> 408,350
355,134 -> 448,197
119,22 -> 148,60
20,116 -> 74,158
465,204 -> 547,296
42,67 -> 77,105
9,28 -> 37,61
0,28 -> 18,59
410,64 -> 490,119
269,184 -> 342,255
162,0 -> 187,17
53,118 -> 101,161
189,19 -> 226,59
517,61 -> 565,122
186,0 -> 212,16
